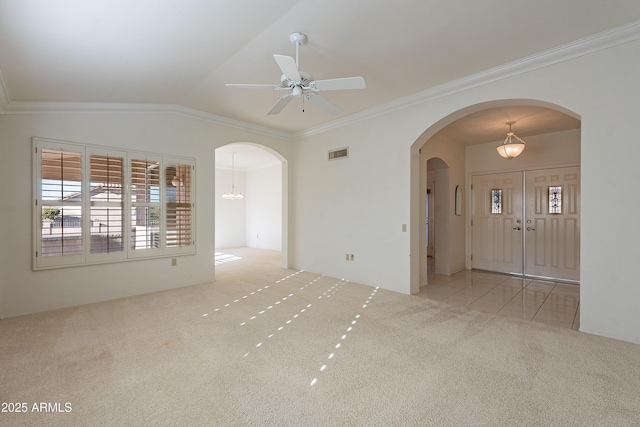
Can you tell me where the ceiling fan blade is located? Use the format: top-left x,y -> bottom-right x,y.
305,93 -> 342,115
273,54 -> 301,82
225,83 -> 281,89
267,94 -> 292,115
312,76 -> 366,91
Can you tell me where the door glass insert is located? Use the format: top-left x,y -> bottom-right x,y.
491,189 -> 502,214
548,186 -> 562,214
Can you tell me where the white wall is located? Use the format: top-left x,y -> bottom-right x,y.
2,36 -> 640,345
0,113 -> 291,318
246,164 -> 282,251
466,129 -> 581,175
292,38 -> 640,343
215,168 -> 247,248
291,122 -> 412,292
215,163 -> 282,251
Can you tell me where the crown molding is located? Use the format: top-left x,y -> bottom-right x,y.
294,19 -> 640,139
2,19 -> 639,141
0,96 -> 293,141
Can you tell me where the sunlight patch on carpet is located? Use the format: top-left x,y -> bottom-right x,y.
310,287 -> 379,387
215,252 -> 242,264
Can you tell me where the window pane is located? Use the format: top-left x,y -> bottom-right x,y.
41,206 -> 83,257
131,159 -> 160,203
90,207 -> 123,253
166,163 -> 192,248
90,154 -> 124,254
40,148 -> 83,258
91,155 -> 123,199
131,206 -> 161,249
41,149 -> 82,201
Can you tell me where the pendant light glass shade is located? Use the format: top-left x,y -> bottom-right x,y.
496,121 -> 526,159
222,153 -> 244,200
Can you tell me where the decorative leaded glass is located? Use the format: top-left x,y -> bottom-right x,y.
549,186 -> 562,214
491,189 -> 502,214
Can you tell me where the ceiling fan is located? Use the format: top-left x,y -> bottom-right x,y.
225,32 -> 366,115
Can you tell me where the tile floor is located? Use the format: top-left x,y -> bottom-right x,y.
418,261 -> 580,330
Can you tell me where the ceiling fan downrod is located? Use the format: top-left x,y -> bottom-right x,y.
289,32 -> 307,69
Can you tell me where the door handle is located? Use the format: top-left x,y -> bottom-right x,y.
527,227 -> 536,231
513,227 -> 521,231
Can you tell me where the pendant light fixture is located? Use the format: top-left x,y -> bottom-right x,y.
496,121 -> 526,159
222,152 -> 244,200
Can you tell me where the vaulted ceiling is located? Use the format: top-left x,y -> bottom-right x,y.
1,1 -> 639,143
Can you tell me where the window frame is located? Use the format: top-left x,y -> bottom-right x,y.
33,137 -> 195,270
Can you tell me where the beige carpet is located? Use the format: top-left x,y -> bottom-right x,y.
1,247 -> 639,426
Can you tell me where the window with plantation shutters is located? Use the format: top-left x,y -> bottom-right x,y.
165,162 -> 193,250
130,157 -> 162,254
33,138 -> 195,270
38,146 -> 83,267
89,151 -> 125,260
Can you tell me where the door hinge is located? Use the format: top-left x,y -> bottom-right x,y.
471,254 -> 473,261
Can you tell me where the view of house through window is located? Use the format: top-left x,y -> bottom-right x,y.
34,139 -> 195,269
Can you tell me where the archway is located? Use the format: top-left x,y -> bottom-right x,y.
215,142 -> 289,269
410,99 -> 581,294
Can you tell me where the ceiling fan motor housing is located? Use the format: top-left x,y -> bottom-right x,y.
280,71 -> 313,89
289,32 -> 307,45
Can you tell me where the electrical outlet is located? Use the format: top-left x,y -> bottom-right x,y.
171,258 -> 177,267
350,254 -> 354,261
402,224 -> 407,232
346,254 -> 349,261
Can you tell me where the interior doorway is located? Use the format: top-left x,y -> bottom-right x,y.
426,184 -> 434,258
471,166 -> 580,282
215,143 -> 289,269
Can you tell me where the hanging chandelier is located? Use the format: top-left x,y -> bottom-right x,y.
222,152 -> 244,200
496,121 -> 526,159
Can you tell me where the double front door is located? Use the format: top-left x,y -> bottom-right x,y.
471,167 -> 580,282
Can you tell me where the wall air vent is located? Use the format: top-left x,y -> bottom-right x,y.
328,147 -> 349,161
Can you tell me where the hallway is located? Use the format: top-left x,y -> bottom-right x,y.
418,261 -> 580,330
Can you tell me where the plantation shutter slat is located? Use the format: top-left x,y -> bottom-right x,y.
130,158 -> 162,251
90,154 -> 124,255
40,148 -> 83,258
166,163 -> 193,248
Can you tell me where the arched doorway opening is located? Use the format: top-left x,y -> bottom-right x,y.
410,99 -> 581,294
215,143 -> 289,268
422,157 -> 451,276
